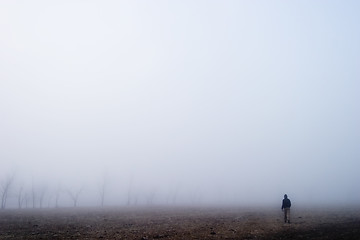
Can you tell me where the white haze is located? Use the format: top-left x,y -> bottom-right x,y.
1,1 -> 360,208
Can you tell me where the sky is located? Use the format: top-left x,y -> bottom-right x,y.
1,1 -> 360,207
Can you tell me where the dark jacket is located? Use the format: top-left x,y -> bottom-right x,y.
282,198 -> 291,209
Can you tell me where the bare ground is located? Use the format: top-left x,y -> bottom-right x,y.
1,206 -> 360,239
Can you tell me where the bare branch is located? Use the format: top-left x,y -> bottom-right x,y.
1,173 -> 15,209
67,187 -> 83,207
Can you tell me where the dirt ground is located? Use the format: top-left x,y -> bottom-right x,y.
1,206 -> 360,240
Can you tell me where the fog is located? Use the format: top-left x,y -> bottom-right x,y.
1,1 -> 360,209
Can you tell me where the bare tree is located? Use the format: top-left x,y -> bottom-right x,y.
24,192 -> 29,208
55,187 -> 61,208
17,186 -> 27,209
67,187 -> 83,207
1,173 -> 15,209
31,181 -> 36,208
99,176 -> 107,207
38,186 -> 47,208
127,178 -> 133,206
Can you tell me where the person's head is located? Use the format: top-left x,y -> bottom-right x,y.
284,194 -> 288,199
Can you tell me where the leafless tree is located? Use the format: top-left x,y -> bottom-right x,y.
127,177 -> 133,206
67,187 -> 83,207
17,186 -> 27,209
99,176 -> 107,207
38,186 -> 47,208
31,181 -> 36,208
1,173 -> 15,209
55,187 -> 61,208
24,192 -> 29,208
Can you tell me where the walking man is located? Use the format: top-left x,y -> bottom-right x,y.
281,194 -> 291,223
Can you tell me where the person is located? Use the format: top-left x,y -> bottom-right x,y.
281,194 -> 291,223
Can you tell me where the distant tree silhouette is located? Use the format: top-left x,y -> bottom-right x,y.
127,178 -> 133,206
1,173 -> 15,209
67,187 -> 83,207
31,181 -> 36,208
99,175 -> 106,207
17,186 -> 27,209
38,186 -> 47,208
55,186 -> 61,208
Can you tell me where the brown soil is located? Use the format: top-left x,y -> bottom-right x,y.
1,206 -> 359,239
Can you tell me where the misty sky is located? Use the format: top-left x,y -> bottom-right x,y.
1,1 -> 360,206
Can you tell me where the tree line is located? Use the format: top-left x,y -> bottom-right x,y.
0,173 -> 185,210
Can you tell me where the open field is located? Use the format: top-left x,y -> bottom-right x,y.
1,206 -> 360,239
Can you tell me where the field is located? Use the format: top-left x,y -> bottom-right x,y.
1,206 -> 360,239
